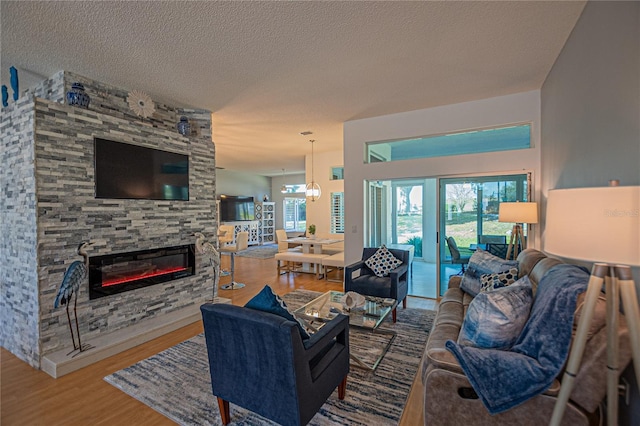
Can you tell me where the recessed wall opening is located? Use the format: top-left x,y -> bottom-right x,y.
89,245 -> 195,300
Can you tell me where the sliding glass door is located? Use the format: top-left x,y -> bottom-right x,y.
439,174 -> 529,296
365,173 -> 529,299
366,179 -> 438,298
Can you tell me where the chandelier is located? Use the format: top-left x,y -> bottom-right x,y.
305,140 -> 321,202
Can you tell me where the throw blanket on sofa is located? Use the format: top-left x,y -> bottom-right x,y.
446,264 -> 590,414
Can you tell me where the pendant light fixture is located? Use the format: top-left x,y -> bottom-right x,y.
305,139 -> 321,202
280,168 -> 287,193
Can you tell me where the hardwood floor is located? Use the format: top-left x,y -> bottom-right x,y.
1,254 -> 436,425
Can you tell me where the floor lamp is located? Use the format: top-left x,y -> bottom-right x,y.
498,202 -> 539,260
544,184 -> 640,426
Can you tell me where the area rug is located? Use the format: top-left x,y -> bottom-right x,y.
234,244 -> 278,259
104,290 -> 435,425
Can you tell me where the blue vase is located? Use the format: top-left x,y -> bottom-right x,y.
66,82 -> 90,108
177,116 -> 190,136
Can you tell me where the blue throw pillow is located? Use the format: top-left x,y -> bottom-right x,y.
245,285 -> 310,339
458,276 -> 533,350
460,249 -> 519,296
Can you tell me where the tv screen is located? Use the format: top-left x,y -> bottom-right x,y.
94,138 -> 189,200
220,196 -> 255,221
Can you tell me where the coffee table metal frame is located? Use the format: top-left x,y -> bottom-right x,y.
293,290 -> 397,371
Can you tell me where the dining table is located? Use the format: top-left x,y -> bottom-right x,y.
284,237 -> 344,274
284,237 -> 343,254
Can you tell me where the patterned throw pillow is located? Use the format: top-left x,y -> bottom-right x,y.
245,285 -> 310,339
480,268 -> 519,292
365,245 -> 403,277
460,249 -> 519,296
458,276 -> 533,349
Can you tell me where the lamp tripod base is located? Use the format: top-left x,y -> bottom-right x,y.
550,264 -> 640,425
506,224 -> 525,260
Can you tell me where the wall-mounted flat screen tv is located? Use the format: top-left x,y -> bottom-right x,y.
220,195 -> 255,221
94,138 -> 189,200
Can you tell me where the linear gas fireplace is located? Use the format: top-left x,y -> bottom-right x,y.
89,244 -> 195,300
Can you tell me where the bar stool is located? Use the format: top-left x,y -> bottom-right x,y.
218,225 -> 235,276
220,231 -> 248,290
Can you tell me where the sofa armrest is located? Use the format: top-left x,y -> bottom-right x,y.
422,324 -> 465,375
448,275 -> 462,289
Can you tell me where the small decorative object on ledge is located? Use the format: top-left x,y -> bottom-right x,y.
308,224 -> 316,239
177,116 -> 191,136
127,89 -> 155,118
66,82 -> 91,109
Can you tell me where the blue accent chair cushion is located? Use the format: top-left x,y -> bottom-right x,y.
245,285 -> 310,339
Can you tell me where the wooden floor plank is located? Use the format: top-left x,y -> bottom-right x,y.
2,255 -> 435,425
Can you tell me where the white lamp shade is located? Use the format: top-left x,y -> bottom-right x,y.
544,186 -> 640,266
499,202 -> 539,224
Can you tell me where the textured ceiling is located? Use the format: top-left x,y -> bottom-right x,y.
1,1 -> 585,176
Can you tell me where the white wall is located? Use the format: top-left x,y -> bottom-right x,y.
343,90 -> 542,265
540,0 -> 639,295
540,5 -> 639,420
305,149 -> 345,236
216,169 -> 271,201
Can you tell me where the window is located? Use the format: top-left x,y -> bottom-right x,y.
366,123 -> 531,163
281,184 -> 306,194
330,192 -> 344,234
330,167 -> 344,180
284,198 -> 306,232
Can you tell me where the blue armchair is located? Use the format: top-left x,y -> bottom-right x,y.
200,303 -> 350,426
344,247 -> 410,322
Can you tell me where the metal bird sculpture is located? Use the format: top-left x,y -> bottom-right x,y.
193,232 -> 221,302
54,241 -> 94,355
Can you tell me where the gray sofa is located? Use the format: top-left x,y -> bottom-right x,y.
421,248 -> 632,425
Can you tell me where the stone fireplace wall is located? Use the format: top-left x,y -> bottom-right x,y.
1,71 -> 216,367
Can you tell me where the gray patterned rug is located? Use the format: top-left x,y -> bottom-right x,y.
234,244 -> 278,259
104,290 -> 434,425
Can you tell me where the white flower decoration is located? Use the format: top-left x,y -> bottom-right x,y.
127,90 -> 155,118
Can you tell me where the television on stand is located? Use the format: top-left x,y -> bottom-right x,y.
219,195 -> 255,221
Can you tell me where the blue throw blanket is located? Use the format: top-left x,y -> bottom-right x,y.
446,264 -> 590,414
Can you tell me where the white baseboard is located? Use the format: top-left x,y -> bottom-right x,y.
41,297 -> 231,378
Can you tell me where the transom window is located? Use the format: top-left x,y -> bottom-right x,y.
281,184 -> 306,194
366,123 -> 531,163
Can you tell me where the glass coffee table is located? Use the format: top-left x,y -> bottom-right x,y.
293,291 -> 397,371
